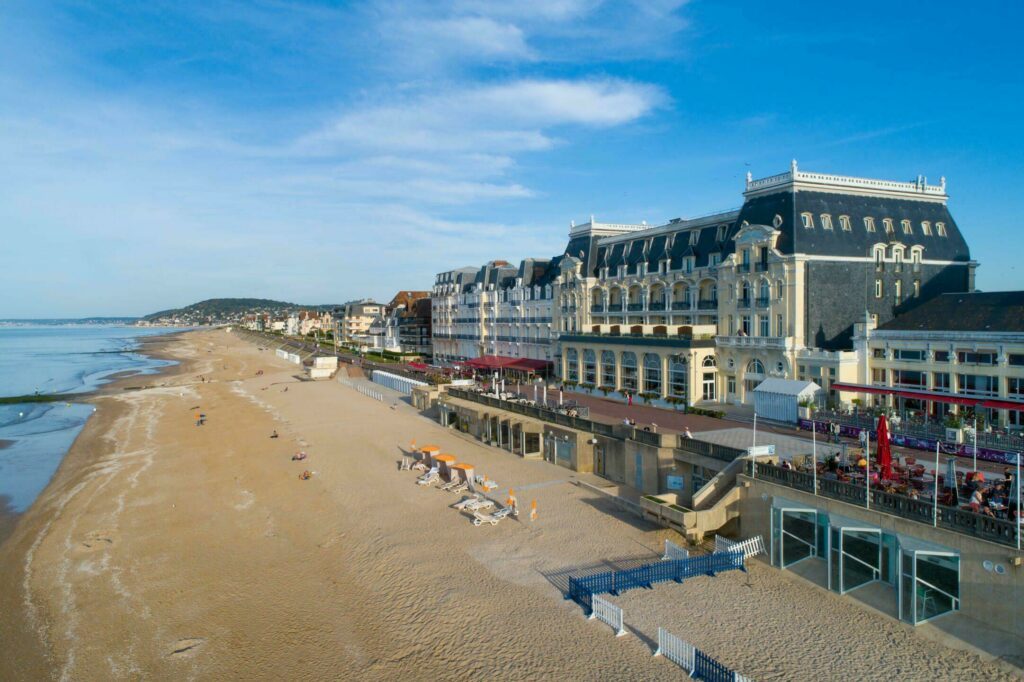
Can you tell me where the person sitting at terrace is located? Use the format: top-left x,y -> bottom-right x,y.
967,487 -> 985,513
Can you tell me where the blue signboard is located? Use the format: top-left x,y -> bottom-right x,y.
667,475 -> 685,491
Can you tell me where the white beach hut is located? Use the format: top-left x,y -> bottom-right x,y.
752,378 -> 821,423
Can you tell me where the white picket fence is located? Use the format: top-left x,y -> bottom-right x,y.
589,595 -> 626,637
715,535 -> 765,560
338,377 -> 384,402
663,539 -> 689,561
654,627 -> 695,671
371,370 -> 428,395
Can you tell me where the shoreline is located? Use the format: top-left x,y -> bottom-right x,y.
0,330 -> 195,678
0,328 -> 1017,680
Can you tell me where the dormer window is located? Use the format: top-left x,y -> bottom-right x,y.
709,253 -> 721,267
716,225 -> 728,241
801,212 -> 814,229
901,219 -> 913,235
864,217 -> 876,232
685,257 -> 694,273
883,218 -> 895,234
689,230 -> 699,246
921,221 -> 932,236
820,214 -> 833,230
839,215 -> 851,231
936,221 -> 947,236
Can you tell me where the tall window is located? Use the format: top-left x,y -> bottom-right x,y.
689,230 -> 699,245
875,279 -> 883,298
776,313 -> 784,337
701,356 -> 717,401
776,280 -> 784,299
921,221 -> 932,236
669,356 -> 689,398
566,348 -> 579,382
759,280 -> 770,302
741,315 -> 752,335
883,218 -> 895,234
821,214 -> 833,230
600,350 -> 616,388
620,352 -> 638,392
759,315 -> 770,337
583,349 -> 597,384
913,280 -> 920,298
643,353 -> 661,394
936,222 -> 947,236
894,280 -> 902,301
839,215 -> 852,231
901,219 -> 913,234
864,217 -> 876,232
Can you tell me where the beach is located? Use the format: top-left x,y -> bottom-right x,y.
0,329 -> 1017,681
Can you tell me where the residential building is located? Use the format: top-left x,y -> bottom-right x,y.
337,300 -> 384,344
398,297 -> 432,357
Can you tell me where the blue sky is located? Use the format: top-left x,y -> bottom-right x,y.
1,0 -> 1021,317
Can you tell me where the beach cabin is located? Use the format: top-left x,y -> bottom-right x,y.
419,445 -> 440,466
752,379 -> 821,423
451,463 -> 475,487
433,454 -> 457,480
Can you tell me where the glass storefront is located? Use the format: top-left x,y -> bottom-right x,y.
898,540 -> 960,625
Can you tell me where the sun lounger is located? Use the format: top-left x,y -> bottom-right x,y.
439,479 -> 460,491
454,494 -> 483,510
472,511 -> 504,526
399,457 -> 411,471
493,506 -> 518,519
411,461 -> 428,472
449,481 -> 469,494
466,498 -> 494,512
417,466 -> 439,486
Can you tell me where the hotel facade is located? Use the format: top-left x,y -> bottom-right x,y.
433,162 -> 977,406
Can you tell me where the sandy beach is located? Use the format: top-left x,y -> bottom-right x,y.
0,329 -> 1017,681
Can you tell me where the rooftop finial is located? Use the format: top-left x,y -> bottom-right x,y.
746,171 -> 752,184
940,176 -> 947,191
590,214 -> 595,224
791,158 -> 798,174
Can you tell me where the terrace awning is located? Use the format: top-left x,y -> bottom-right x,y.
465,355 -> 519,369
507,358 -> 552,371
830,382 -> 1024,412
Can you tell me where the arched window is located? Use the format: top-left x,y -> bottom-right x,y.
600,350 -> 616,388
702,355 -> 717,368
759,280 -> 770,302
747,359 -> 765,375
669,355 -> 689,399
620,352 -> 638,392
583,349 -> 597,384
643,353 -> 661,394
741,281 -> 751,303
566,348 -> 579,382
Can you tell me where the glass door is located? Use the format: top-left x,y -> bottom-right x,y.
899,549 -> 960,625
773,507 -> 818,568
831,528 -> 882,594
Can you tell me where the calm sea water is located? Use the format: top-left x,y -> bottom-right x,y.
0,326 -> 185,515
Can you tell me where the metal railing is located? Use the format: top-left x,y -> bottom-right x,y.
737,298 -> 751,308
671,301 -> 691,310
755,297 -> 770,308
751,461 -> 1020,548
649,301 -> 666,311
627,303 -> 644,311
697,299 -> 718,310
676,438 -> 747,463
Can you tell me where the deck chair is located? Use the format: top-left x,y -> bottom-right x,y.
399,457 -> 411,471
411,461 -> 428,472
492,506 -> 518,520
454,494 -> 483,511
449,481 -> 469,494
472,511 -> 503,526
439,479 -> 460,491
417,466 -> 439,486
467,497 -> 494,512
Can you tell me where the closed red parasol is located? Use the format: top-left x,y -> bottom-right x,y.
877,414 -> 893,481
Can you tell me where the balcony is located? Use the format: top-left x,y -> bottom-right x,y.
697,299 -> 718,310
591,304 -> 604,313
755,262 -> 768,272
737,263 -> 751,273
755,297 -> 770,308
559,331 -> 715,348
716,335 -> 788,350
627,303 -> 644,311
607,304 -> 623,312
671,301 -> 691,310
649,300 -> 666,311
737,298 -> 751,308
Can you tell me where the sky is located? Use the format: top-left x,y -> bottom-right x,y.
1,0 -> 1021,317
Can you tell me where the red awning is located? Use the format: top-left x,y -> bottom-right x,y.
981,398 -> 1024,412
507,358 -> 552,371
830,382 -> 1018,409
407,361 -> 429,371
465,355 -> 519,369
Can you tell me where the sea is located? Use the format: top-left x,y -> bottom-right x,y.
0,325 -> 186,531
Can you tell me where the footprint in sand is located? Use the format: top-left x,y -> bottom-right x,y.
76,530 -> 116,553
168,638 -> 205,658
234,490 -> 255,510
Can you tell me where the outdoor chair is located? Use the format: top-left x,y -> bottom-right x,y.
472,511 -> 503,526
449,481 -> 469,494
454,494 -> 483,510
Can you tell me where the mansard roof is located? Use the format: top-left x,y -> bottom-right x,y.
879,291 -> 1024,333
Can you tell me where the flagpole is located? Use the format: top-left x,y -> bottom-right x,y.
752,412 -> 758,449
972,416 -> 978,472
1017,452 -> 1021,552
812,423 -> 818,495
933,442 -> 939,527
866,429 -> 871,510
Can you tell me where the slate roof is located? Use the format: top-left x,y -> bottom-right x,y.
878,291 -> 1024,332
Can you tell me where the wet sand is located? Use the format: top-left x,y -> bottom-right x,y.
0,329 -> 1017,680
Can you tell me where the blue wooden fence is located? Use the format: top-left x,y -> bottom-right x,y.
567,551 -> 744,614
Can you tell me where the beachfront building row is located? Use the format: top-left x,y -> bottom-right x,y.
433,161 -> 976,406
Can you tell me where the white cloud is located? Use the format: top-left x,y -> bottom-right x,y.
416,16 -> 534,60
